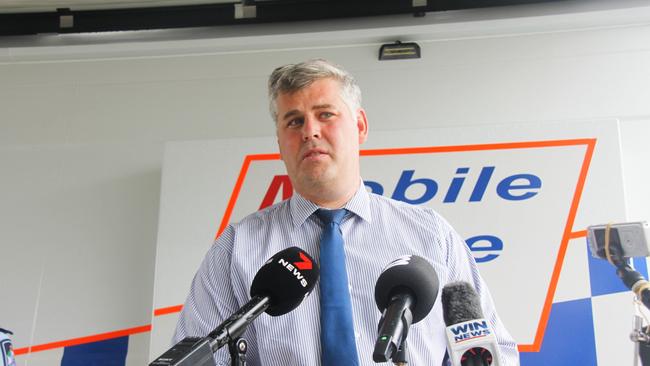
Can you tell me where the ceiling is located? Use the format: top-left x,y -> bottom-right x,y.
1,0 -> 649,59
0,0 -> 564,36
0,0 -> 231,13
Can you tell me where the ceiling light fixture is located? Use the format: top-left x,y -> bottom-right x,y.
378,41 -> 421,61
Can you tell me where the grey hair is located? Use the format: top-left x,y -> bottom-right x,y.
268,59 -> 362,122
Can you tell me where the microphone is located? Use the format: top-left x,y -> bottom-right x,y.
372,255 -> 439,363
150,247 -> 319,366
442,281 -> 501,366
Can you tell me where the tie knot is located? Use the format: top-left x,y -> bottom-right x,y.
316,208 -> 347,226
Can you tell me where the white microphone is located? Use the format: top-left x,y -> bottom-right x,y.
441,282 -> 501,366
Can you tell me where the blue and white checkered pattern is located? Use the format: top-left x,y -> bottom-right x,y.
520,237 -> 648,365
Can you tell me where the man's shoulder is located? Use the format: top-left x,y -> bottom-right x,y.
367,192 -> 453,229
368,192 -> 436,215
232,199 -> 290,228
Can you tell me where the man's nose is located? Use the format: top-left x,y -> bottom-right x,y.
302,116 -> 321,141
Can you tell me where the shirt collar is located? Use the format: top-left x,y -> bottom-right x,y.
289,180 -> 372,228
343,181 -> 372,224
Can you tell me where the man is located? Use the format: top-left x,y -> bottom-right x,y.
173,59 -> 519,365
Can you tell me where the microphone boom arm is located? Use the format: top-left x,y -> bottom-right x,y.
373,294 -> 414,363
208,296 -> 270,351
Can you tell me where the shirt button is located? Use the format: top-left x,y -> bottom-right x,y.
355,332 -> 360,339
349,284 -> 353,292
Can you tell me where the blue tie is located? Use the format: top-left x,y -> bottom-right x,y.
316,208 -> 360,366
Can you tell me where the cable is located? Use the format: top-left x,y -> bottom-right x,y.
605,222 -> 615,265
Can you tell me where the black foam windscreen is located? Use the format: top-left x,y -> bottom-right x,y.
441,281 -> 484,326
374,255 -> 439,323
249,247 -> 320,316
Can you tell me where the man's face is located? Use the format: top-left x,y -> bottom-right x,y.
275,78 -> 368,201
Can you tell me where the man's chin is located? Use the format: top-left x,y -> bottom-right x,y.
296,170 -> 335,189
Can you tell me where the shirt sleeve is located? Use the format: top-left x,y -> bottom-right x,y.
172,226 -> 239,365
440,213 -> 521,366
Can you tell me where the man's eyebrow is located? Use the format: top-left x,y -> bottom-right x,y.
312,104 -> 335,110
281,104 -> 336,121
282,109 -> 302,121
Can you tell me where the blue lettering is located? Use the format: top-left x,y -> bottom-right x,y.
364,180 -> 383,195
451,324 -> 469,336
469,321 -> 488,330
443,167 -> 469,203
451,321 -> 490,341
392,170 -> 438,204
364,168 -> 541,203
496,174 -> 541,200
469,166 -> 495,202
454,335 -> 468,342
466,235 -> 503,263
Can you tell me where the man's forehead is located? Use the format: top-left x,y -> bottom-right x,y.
284,77 -> 336,91
277,78 -> 342,101
278,79 -> 342,105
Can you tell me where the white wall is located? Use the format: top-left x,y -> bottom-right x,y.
2,0 -> 650,364
620,120 -> 650,222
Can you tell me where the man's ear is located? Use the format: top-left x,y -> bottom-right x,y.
276,124 -> 285,161
357,108 -> 369,144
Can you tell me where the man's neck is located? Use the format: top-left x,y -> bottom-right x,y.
298,180 -> 360,209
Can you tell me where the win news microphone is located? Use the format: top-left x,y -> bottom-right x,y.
442,282 -> 501,366
373,255 -> 439,363
150,247 -> 319,366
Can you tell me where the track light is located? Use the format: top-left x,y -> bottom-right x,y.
378,41 -> 421,61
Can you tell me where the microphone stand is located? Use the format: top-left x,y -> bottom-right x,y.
392,340 -> 408,366
631,316 -> 650,366
149,298 -> 268,366
228,337 -> 248,366
618,264 -> 650,366
605,246 -> 650,366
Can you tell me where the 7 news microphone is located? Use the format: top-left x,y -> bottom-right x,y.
150,247 -> 319,366
373,255 -> 439,363
442,281 -> 501,366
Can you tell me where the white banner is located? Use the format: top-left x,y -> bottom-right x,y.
150,120 -> 625,362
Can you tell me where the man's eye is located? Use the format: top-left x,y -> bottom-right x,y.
287,118 -> 303,127
320,112 -> 334,119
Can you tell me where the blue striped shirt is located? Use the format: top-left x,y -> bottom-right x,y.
173,183 -> 519,365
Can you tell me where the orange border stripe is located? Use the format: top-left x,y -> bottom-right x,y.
360,138 -> 595,156
215,154 -> 281,238
569,230 -> 587,239
518,138 -> 596,352
216,155 -> 252,238
153,304 -> 184,316
14,324 -> 151,356
164,138 -> 597,353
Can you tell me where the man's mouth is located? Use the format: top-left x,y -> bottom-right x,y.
302,149 -> 328,160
